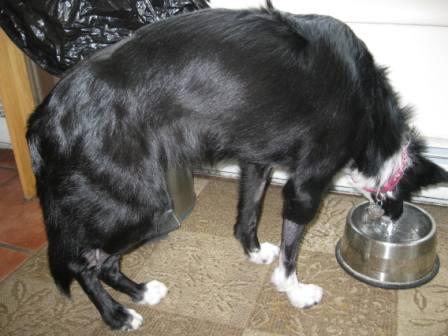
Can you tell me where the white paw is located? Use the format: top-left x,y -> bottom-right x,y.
271,266 -> 323,308
137,280 -> 168,305
249,242 -> 279,264
286,283 -> 323,309
122,308 -> 143,331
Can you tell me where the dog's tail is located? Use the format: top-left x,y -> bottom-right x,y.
44,190 -> 77,297
27,98 -> 75,296
26,133 -> 43,178
38,179 -> 76,297
47,237 -> 75,297
26,100 -> 49,177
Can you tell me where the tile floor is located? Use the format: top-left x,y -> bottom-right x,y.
0,148 -> 47,281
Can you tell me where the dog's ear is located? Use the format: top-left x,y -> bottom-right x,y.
412,156 -> 448,188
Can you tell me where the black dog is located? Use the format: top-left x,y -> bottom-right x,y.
27,3 -> 447,330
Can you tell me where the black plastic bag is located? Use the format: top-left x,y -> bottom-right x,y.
0,0 -> 209,76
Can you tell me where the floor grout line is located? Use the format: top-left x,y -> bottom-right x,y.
0,241 -> 48,283
0,165 -> 16,169
0,242 -> 35,255
0,171 -> 18,187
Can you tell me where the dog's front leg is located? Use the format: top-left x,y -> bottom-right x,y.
234,162 -> 279,264
271,178 -> 324,308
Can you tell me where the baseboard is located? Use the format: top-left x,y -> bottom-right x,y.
194,145 -> 448,206
0,115 -> 11,146
0,142 -> 12,149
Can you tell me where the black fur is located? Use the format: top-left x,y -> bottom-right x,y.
27,5 -> 447,330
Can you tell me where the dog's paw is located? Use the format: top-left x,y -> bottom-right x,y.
249,242 -> 279,264
137,280 -> 168,305
271,266 -> 322,308
286,283 -> 323,309
121,308 -> 144,331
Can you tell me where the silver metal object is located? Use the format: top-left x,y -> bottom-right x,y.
167,168 -> 196,221
156,168 -> 196,237
146,168 -> 196,242
336,202 -> 439,288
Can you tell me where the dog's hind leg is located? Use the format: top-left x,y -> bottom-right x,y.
271,176 -> 326,308
234,162 -> 279,264
71,251 -> 144,331
99,254 -> 168,306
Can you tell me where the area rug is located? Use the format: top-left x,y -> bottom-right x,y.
1,178 -> 447,336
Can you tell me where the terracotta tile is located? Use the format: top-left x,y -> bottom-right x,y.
0,177 -> 47,250
0,168 -> 16,185
0,247 -> 28,280
0,148 -> 16,169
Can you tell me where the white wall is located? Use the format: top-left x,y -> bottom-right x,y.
347,24 -> 448,145
0,100 -> 11,148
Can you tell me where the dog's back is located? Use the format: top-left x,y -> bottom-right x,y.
33,9 -> 373,160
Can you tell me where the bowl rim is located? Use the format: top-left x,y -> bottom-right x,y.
347,201 -> 437,247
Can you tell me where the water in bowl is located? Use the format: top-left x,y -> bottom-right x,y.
352,203 -> 432,243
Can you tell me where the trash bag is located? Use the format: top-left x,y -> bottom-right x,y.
0,0 -> 209,76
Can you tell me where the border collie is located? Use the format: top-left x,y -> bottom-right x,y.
27,2 -> 447,330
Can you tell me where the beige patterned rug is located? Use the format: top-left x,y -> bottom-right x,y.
1,178 -> 447,336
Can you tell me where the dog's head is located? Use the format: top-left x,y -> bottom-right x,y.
351,135 -> 448,221
380,145 -> 447,220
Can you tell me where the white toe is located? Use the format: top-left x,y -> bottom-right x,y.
122,308 -> 143,331
271,265 -> 323,308
137,280 -> 168,305
249,242 -> 279,264
286,283 -> 323,309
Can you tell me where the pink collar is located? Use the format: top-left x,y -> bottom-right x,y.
364,144 -> 410,194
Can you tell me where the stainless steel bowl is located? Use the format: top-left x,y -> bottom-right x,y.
336,202 -> 439,288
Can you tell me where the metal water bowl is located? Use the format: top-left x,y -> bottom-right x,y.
336,202 -> 439,289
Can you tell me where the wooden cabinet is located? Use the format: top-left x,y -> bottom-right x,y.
0,30 -> 36,199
